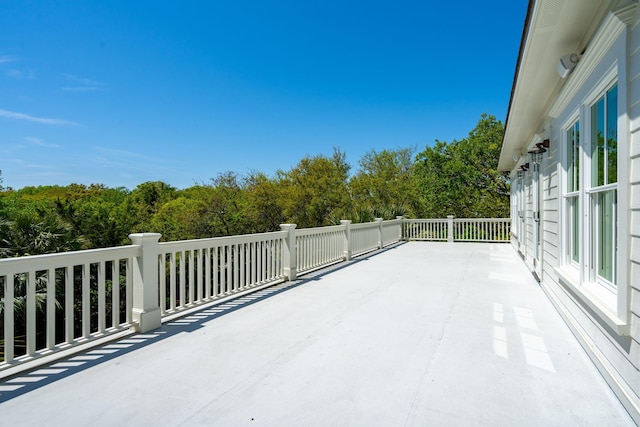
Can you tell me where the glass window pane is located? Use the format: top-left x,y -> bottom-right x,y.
567,121 -> 580,192
592,97 -> 605,187
570,196 -> 579,263
606,85 -> 617,184
567,127 -> 574,192
575,121 -> 580,191
597,190 -> 616,283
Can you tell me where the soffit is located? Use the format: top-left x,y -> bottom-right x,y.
498,0 -> 613,171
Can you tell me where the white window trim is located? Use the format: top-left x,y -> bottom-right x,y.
560,111 -> 581,272
554,37 -> 630,333
585,81 -> 618,289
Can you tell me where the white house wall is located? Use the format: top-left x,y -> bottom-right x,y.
629,12 -> 640,358
511,7 -> 640,422
628,12 -> 640,385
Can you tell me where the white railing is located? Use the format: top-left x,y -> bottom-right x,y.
158,231 -> 287,316
453,218 -> 511,242
403,216 -> 511,242
403,219 -> 448,241
0,216 -> 504,374
348,222 -> 377,257
295,225 -> 345,274
0,245 -> 138,367
382,218 -> 403,246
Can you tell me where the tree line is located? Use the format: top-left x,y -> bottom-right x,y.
0,114 -> 509,258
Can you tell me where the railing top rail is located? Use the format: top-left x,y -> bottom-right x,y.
453,218 -> 511,223
0,245 -> 140,273
159,230 -> 287,251
350,221 -> 380,230
402,218 -> 447,223
295,224 -> 344,236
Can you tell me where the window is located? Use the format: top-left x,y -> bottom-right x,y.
589,84 -> 617,286
552,14 -> 629,331
565,120 -> 580,264
562,82 -> 618,289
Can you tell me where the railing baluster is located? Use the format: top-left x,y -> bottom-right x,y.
47,268 -> 56,349
240,243 -> 245,290
251,242 -> 257,286
234,243 -> 239,292
170,252 -> 176,311
212,246 -> 219,298
205,247 -> 211,299
82,263 -> 90,339
112,261 -> 119,328
226,245 -> 232,293
196,249 -> 203,302
262,241 -> 267,282
4,274 -> 14,363
188,250 -> 195,304
268,239 -> 274,280
159,254 -> 166,314
65,265 -> 73,343
126,257 -> 133,325
179,251 -> 186,307
26,271 -> 36,356
98,261 -> 106,334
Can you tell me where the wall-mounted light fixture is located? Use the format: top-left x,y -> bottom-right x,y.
529,149 -> 543,165
527,139 -> 549,165
535,139 -> 550,153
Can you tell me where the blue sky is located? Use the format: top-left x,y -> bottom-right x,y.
0,1 -> 526,190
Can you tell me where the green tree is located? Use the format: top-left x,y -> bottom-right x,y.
204,171 -> 251,236
55,185 -> 134,248
245,171 -> 285,232
414,114 -> 509,218
349,147 -> 419,219
278,148 -> 351,228
150,196 -> 207,241
0,210 -> 85,257
128,181 -> 177,233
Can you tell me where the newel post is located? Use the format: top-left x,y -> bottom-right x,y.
396,216 -> 404,241
340,220 -> 352,260
129,233 -> 162,333
375,218 -> 384,249
447,215 -> 454,243
280,224 -> 297,281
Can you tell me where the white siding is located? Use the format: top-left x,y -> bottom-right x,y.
628,10 -> 640,389
513,7 -> 640,420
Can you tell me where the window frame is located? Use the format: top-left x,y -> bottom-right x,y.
562,117 -> 581,269
558,71 -> 629,331
551,11 -> 631,334
584,80 -> 619,291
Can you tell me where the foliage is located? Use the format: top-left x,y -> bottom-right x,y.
350,147 -> 420,219
414,114 -> 509,217
150,196 -> 207,241
0,210 -> 85,257
277,148 -> 351,228
54,185 -> 135,248
0,113 -> 509,256
244,171 -> 285,232
128,181 -> 177,233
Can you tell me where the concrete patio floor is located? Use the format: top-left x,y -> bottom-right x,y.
0,242 -> 635,426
